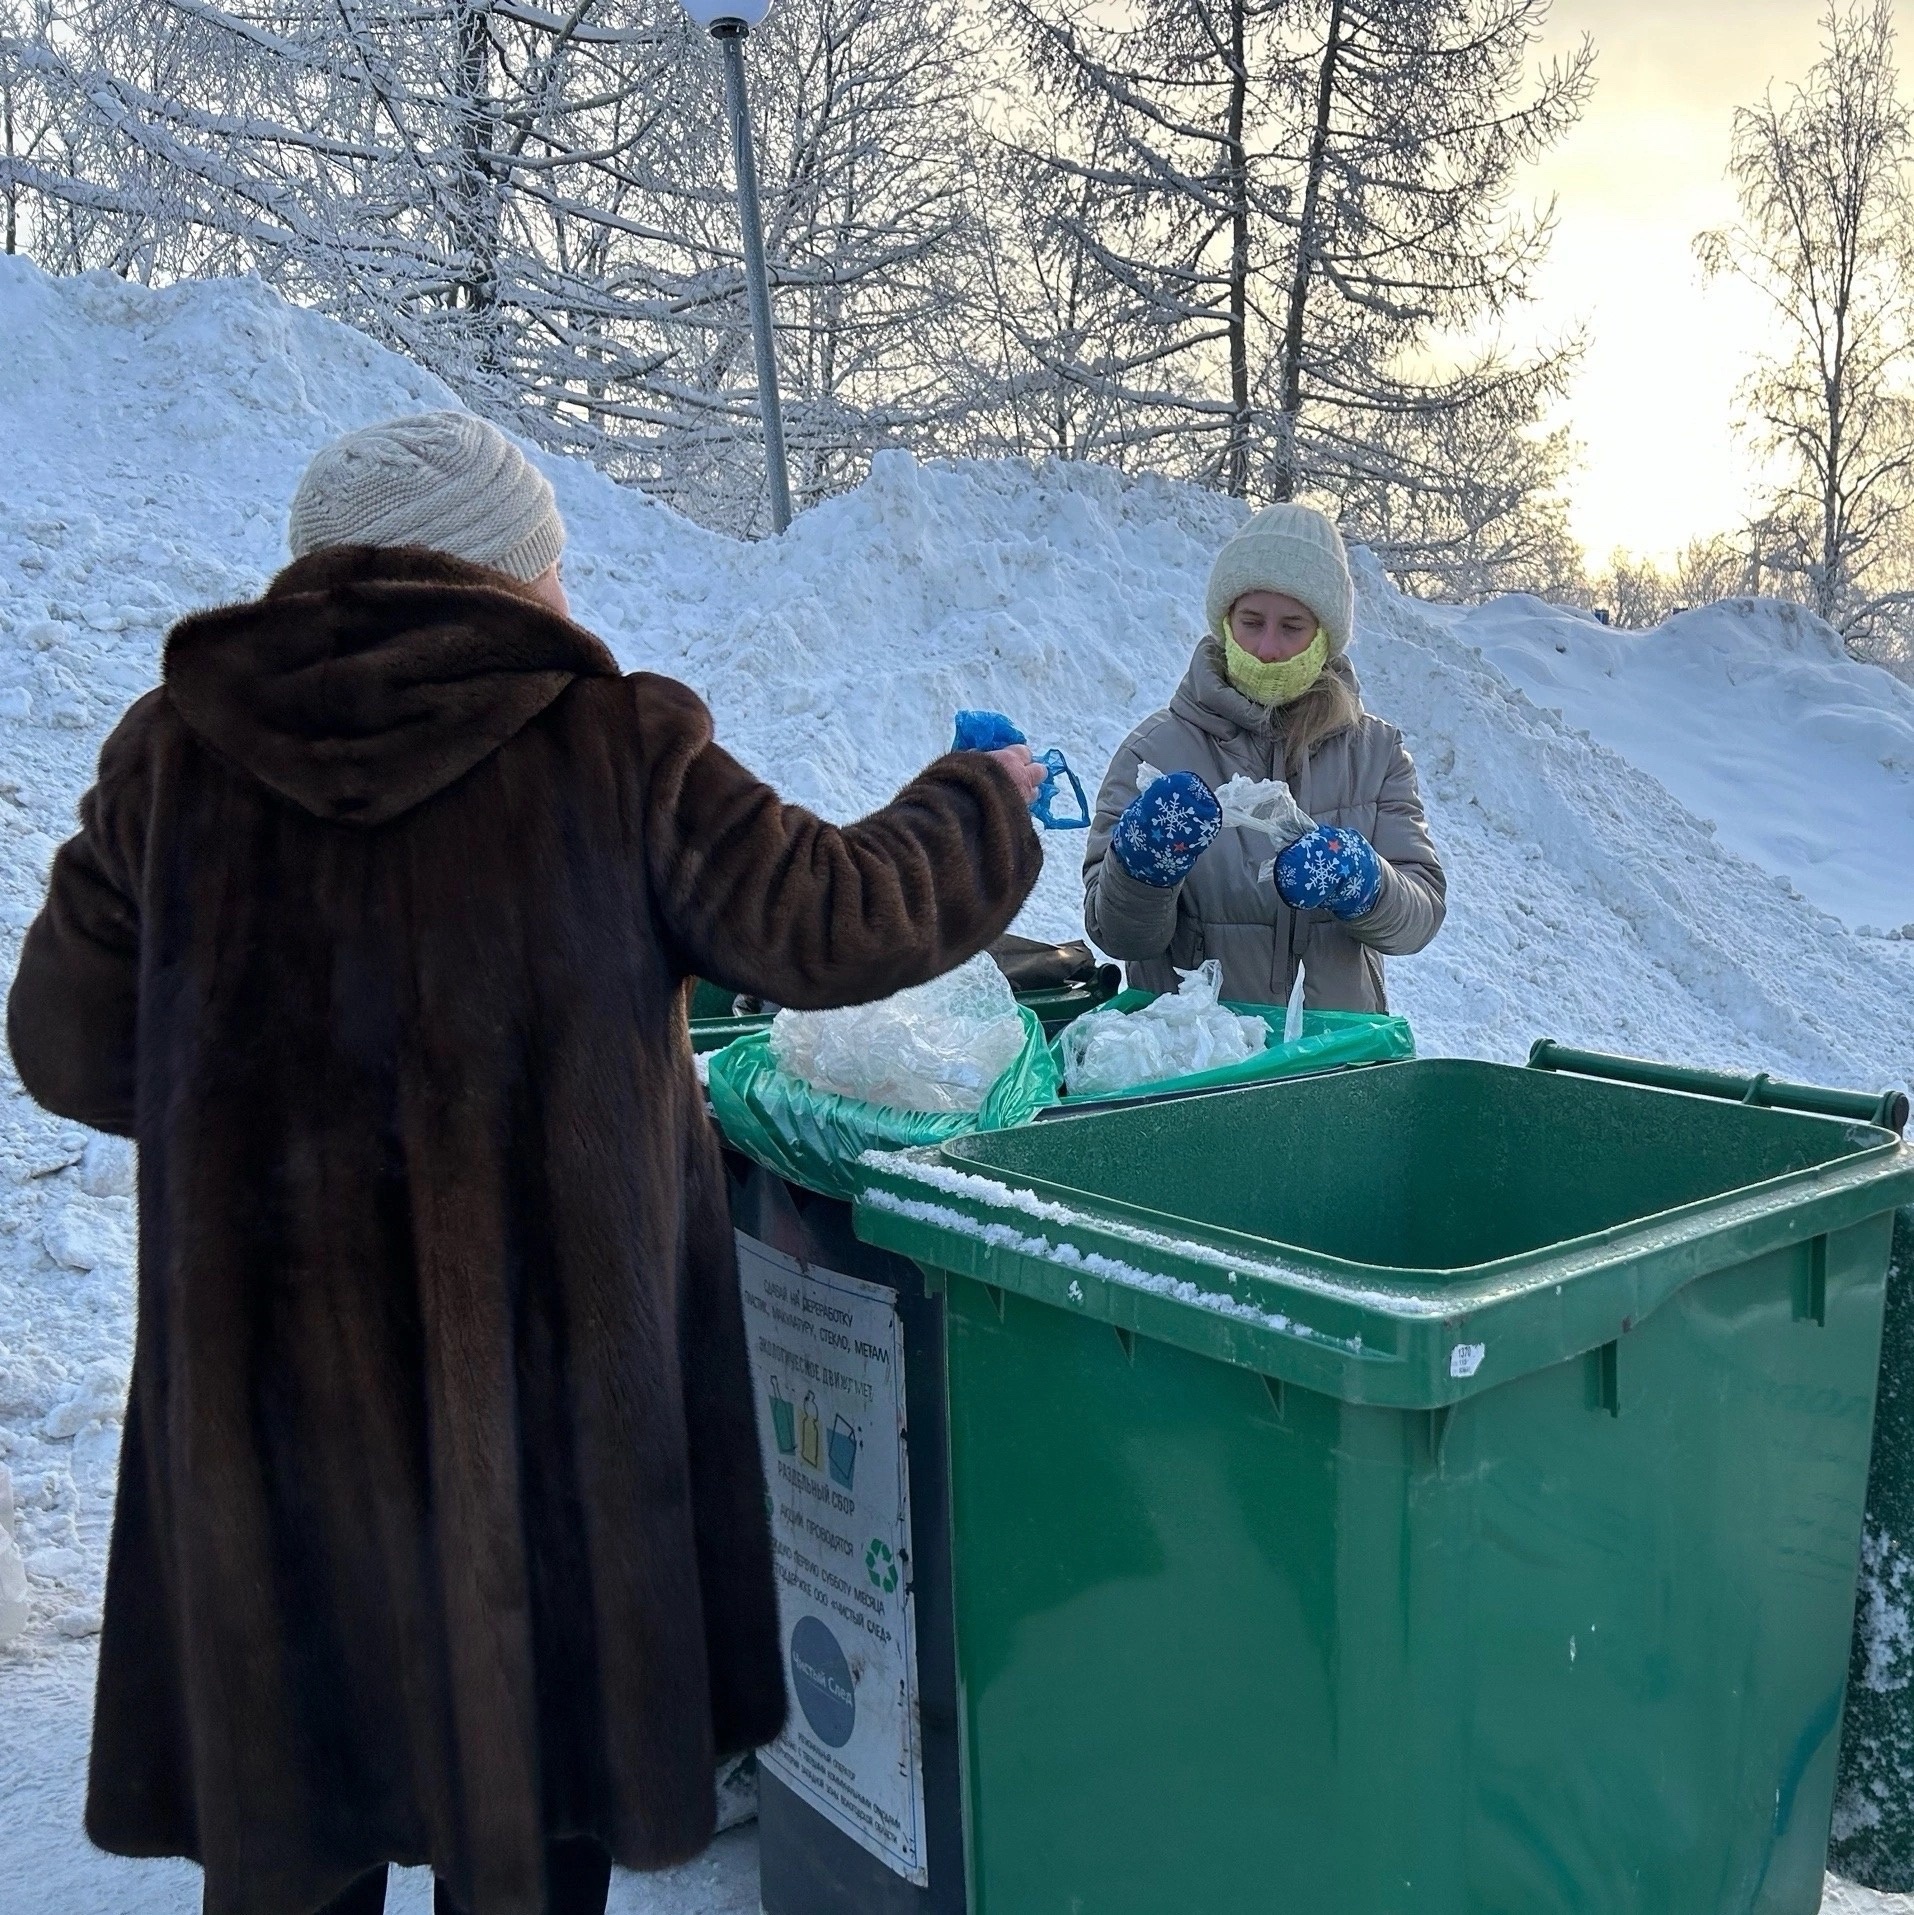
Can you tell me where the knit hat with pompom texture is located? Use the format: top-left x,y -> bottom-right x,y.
287,412 -> 565,583
1203,502 -> 1353,654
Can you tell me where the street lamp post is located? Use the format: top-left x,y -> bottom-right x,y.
678,0 -> 793,534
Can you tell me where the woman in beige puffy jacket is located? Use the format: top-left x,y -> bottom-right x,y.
1083,504 -> 1446,1012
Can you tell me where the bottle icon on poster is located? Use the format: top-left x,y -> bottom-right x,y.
799,1391 -> 823,1470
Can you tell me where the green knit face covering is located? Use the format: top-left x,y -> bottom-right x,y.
1224,625 -> 1329,706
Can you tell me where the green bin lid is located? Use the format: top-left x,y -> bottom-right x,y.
852,1058 -> 1914,1410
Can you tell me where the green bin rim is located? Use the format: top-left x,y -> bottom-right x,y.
851,1059 -> 1914,1409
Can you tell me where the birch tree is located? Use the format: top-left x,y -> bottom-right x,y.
1699,0 -> 1914,660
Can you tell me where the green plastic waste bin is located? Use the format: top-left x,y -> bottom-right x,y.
692,943 -> 1109,1915
1832,1203 -> 1914,1889
852,1052 -> 1914,1915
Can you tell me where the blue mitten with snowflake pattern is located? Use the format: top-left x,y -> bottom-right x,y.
1274,825 -> 1384,919
1110,771 -> 1222,888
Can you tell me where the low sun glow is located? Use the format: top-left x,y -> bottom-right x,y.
1517,0 -> 1902,569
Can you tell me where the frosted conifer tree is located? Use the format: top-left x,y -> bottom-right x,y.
980,0 -> 1591,593
971,0 -> 1293,489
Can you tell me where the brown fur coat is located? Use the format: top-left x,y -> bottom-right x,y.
6,546 -> 1042,1915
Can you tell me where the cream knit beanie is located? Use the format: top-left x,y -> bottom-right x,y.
1203,502 -> 1354,654
287,412 -> 565,582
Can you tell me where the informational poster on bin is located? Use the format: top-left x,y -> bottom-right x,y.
736,1233 -> 928,1885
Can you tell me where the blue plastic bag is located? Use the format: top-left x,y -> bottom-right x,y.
952,709 -> 1090,830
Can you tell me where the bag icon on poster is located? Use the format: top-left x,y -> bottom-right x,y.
769,1377 -> 797,1457
828,1415 -> 859,1491
799,1391 -> 823,1470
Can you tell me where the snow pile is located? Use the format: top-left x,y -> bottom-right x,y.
1351,556 -> 1914,1087
3,249 -> 1912,1638
2,256 -> 1913,1910
1452,590 -> 1914,934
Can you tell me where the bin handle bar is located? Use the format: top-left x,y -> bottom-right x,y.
1527,1040 -> 1910,1136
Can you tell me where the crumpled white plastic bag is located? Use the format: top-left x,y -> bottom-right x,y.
1059,961 -> 1270,1097
1136,762 -> 1314,879
769,952 -> 1025,1114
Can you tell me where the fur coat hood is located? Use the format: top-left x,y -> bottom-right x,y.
165,545 -> 620,825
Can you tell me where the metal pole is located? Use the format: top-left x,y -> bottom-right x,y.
714,21 -> 793,534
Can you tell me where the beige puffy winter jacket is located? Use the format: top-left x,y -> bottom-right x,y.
1083,642 -> 1446,1011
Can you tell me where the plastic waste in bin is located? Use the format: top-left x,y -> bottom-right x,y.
852,1050 -> 1914,1915
689,938 -> 1121,1058
1052,987 -> 1412,1107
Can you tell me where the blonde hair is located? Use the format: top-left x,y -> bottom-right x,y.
1277,653 -> 1363,782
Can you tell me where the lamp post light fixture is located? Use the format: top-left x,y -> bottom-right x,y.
677,0 -> 794,534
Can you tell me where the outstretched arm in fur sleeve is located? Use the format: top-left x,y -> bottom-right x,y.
633,675 -> 1044,1010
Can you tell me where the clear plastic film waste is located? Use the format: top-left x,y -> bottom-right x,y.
1284,964 -> 1307,1045
955,710 -> 1090,830
706,955 -> 1062,1198
769,952 -> 1025,1114
1058,961 -> 1271,1098
1137,761 -> 1313,878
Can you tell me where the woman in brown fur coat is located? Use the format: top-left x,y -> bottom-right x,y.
6,414 -> 1045,1915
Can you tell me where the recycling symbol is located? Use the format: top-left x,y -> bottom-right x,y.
865,1538 -> 899,1594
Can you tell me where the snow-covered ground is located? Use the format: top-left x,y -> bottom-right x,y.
1,257 -> 1911,1912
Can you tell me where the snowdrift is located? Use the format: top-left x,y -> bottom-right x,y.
1456,590 -> 1914,934
1,256 -> 1912,1909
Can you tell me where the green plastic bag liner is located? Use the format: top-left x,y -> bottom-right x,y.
706,1007 -> 1060,1200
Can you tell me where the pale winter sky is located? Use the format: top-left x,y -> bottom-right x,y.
1520,0 -> 1902,568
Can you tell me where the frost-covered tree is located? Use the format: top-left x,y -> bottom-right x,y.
971,0 -> 1295,490
1575,536 -> 1749,629
963,122 -> 1156,468
977,0 -> 1590,592
1,0 -> 693,386
0,0 -> 27,254
1699,0 -> 1914,663
637,0 -> 984,526
0,0 -> 982,531
6,0 -> 1597,566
